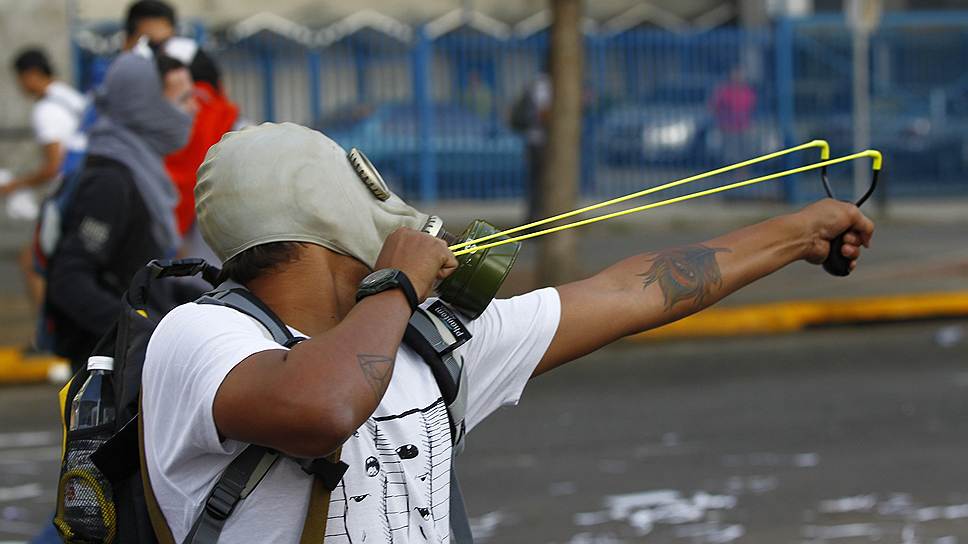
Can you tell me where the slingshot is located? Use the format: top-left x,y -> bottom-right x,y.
436,142 -> 882,317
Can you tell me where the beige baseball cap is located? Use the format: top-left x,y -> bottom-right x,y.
195,122 -> 430,268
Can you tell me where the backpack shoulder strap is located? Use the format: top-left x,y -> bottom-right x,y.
403,300 -> 471,450
297,447 -> 342,544
402,300 -> 474,543
182,446 -> 279,544
140,393 -> 280,544
138,399 -> 175,544
192,282 -> 344,543
196,281 -> 301,348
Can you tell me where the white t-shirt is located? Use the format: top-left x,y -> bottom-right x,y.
32,81 -> 87,152
142,289 -> 561,543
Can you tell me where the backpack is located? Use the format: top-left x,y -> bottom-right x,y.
54,258 -> 475,544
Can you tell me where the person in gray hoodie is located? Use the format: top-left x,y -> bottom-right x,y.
45,51 -> 191,371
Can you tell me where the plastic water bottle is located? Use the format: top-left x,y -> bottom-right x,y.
60,356 -> 117,541
69,356 -> 116,431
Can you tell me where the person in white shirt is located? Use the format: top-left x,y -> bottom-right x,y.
142,122 -> 875,543
7,49 -> 87,197
6,48 -> 87,328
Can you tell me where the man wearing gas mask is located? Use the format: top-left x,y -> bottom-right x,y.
141,122 -> 874,543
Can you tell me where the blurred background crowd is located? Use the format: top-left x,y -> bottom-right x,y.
4,0 -> 968,207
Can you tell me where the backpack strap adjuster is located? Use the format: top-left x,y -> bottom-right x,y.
298,457 -> 349,491
205,482 -> 241,521
185,446 -> 279,543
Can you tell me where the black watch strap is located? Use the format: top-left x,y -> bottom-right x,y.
392,271 -> 419,312
356,269 -> 420,312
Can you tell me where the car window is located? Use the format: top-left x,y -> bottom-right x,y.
378,106 -> 492,138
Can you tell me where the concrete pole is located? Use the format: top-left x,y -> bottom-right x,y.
739,0 -> 769,28
538,0 -> 583,286
852,28 -> 871,203
848,0 -> 881,208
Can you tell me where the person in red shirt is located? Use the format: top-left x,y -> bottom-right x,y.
711,67 -> 758,164
160,37 -> 242,263
163,57 -> 239,236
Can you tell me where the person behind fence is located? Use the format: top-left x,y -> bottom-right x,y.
140,121 -> 875,543
44,51 -> 190,372
123,0 -> 177,51
510,62 -> 551,222
5,48 -> 87,348
711,66 -> 758,164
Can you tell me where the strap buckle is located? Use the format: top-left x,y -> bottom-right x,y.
204,478 -> 244,521
299,457 -> 350,491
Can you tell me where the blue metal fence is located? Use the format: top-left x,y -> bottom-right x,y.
786,12 -> 968,200
73,12 -> 968,203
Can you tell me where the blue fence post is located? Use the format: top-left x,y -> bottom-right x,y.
775,16 -> 797,203
353,44 -> 368,105
192,20 -> 207,46
66,0 -> 83,90
71,38 -> 85,91
261,45 -> 275,122
308,51 -> 322,124
413,26 -> 437,204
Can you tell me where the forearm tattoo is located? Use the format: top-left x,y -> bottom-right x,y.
357,354 -> 393,401
637,244 -> 731,309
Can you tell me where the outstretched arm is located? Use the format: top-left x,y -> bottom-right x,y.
534,199 -> 874,376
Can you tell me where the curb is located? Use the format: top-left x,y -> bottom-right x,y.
0,347 -> 70,385
631,291 -> 968,341
0,292 -> 965,383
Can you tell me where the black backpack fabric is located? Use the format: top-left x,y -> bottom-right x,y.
56,259 -> 218,543
55,258 -> 474,544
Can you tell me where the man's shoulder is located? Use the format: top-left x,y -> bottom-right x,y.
463,287 -> 561,337
34,88 -> 81,125
152,302 -> 267,340
31,99 -> 69,134
145,302 -> 274,373
45,81 -> 86,111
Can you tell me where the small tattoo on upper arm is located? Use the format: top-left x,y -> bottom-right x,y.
637,244 -> 731,308
357,354 -> 393,400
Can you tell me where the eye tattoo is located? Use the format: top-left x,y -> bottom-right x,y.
637,244 -> 730,309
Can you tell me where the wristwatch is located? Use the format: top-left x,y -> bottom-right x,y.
356,268 -> 419,312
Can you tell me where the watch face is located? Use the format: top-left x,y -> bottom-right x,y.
363,268 -> 396,288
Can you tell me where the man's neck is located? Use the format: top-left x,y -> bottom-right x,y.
246,252 -> 366,337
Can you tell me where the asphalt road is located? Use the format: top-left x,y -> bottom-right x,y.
459,320 -> 968,543
1,320 -> 966,543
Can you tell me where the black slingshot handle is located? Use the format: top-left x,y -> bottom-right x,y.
822,234 -> 852,277
820,167 -> 879,277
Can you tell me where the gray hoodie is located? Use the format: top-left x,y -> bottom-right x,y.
86,52 -> 191,253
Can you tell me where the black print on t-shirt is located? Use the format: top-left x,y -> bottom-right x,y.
324,398 -> 452,543
365,456 -> 380,477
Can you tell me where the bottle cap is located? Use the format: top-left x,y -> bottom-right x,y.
87,356 -> 114,372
